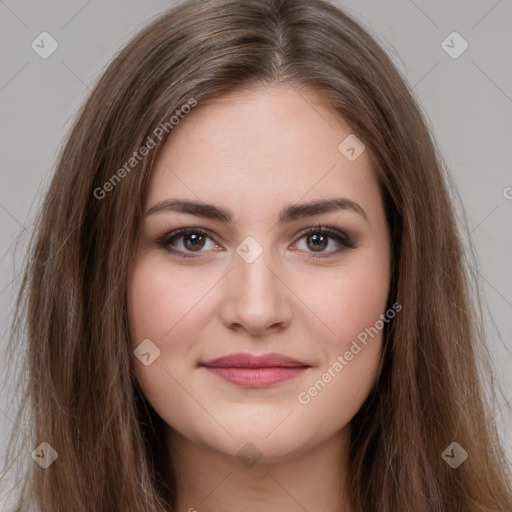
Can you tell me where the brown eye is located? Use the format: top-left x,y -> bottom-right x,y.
182,233 -> 207,251
157,228 -> 220,258
306,233 -> 329,252
294,226 -> 355,258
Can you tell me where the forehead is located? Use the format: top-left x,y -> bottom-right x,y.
147,84 -> 381,224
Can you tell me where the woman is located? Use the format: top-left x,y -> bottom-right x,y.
2,0 -> 511,510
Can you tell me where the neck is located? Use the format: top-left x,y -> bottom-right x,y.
167,426 -> 353,512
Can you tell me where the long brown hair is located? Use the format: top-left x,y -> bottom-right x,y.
2,0 -> 511,510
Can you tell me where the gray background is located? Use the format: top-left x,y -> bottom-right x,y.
0,0 -> 511,503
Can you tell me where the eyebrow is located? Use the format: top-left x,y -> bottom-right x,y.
146,197 -> 369,225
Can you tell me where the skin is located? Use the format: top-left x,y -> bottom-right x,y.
127,83 -> 391,512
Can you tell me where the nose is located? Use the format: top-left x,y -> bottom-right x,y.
218,245 -> 293,336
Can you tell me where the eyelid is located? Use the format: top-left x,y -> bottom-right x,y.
156,226 -> 222,258
156,224 -> 354,258
293,225 -> 355,258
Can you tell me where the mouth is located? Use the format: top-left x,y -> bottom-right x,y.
199,352 -> 311,388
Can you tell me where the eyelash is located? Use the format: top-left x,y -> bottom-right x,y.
156,224 -> 355,259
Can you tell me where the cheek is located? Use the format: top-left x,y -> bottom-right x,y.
127,257 -> 202,391
299,276 -> 385,403
290,251 -> 389,415
294,270 -> 388,430
127,257 -> 204,426
293,251 -> 390,351
128,256 -> 215,351
296,339 -> 381,441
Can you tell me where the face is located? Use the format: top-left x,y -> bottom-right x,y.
127,84 -> 391,462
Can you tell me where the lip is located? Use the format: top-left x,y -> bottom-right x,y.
200,352 -> 310,387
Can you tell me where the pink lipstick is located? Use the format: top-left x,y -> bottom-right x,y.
200,352 -> 310,387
